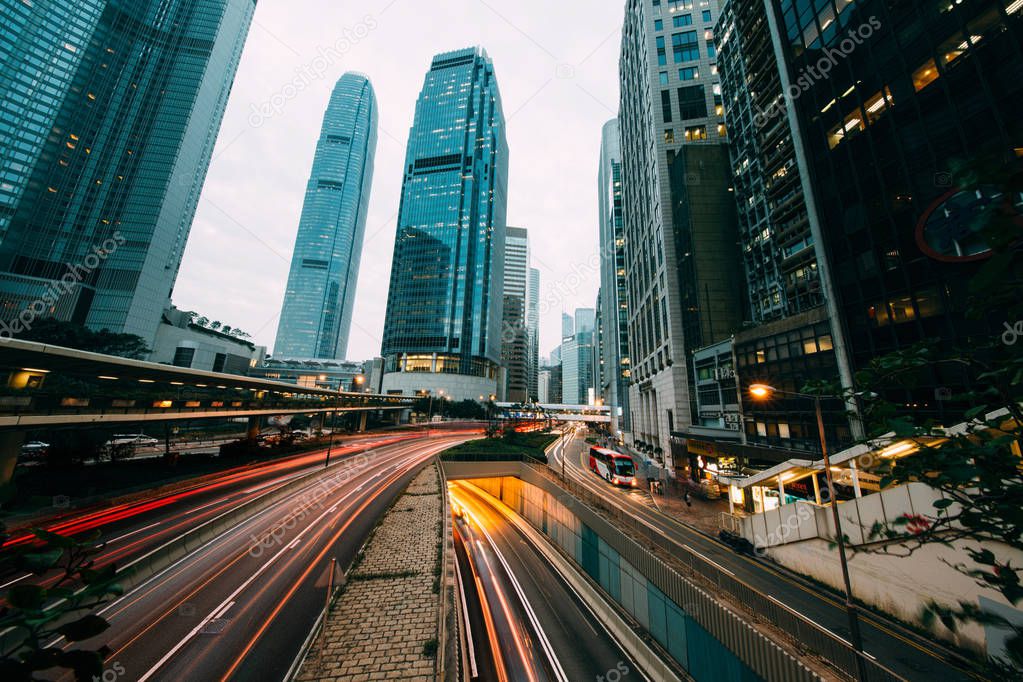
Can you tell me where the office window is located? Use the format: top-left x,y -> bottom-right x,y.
673,15 -> 692,28
684,125 -> 707,141
656,36 -> 666,66
654,19 -> 663,31
702,10 -> 712,22
679,67 -> 699,81
671,31 -> 700,63
677,85 -> 707,120
659,71 -> 669,85
661,90 -> 673,122
664,128 -> 675,143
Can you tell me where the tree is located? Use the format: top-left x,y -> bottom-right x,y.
19,319 -> 149,359
0,521 -> 122,680
839,156 -> 1023,672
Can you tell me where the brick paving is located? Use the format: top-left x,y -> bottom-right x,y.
297,464 -> 443,682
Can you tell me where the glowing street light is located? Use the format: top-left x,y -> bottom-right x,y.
748,381 -> 866,677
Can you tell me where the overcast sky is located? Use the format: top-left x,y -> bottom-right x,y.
174,0 -> 623,363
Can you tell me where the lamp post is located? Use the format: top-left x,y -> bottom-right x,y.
749,383 -> 867,679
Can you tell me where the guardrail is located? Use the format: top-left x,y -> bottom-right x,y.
522,460 -> 904,682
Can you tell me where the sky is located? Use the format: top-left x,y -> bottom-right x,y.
174,0 -> 624,363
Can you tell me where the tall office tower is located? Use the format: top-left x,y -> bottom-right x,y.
537,367 -> 551,404
764,0 -> 1022,422
594,289 -> 605,406
561,307 -> 596,405
561,312 -> 575,340
527,267 -> 540,400
716,0 -> 854,454
619,0 -> 741,470
501,226 -> 530,402
597,119 -> 632,439
274,74 -> 378,361
381,48 -> 509,401
0,0 -> 255,346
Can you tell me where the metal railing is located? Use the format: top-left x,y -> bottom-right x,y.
521,459 -> 905,682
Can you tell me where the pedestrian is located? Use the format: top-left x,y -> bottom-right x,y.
683,489 -> 692,508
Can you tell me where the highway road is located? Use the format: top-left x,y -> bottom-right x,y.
549,427 -> 975,681
48,434 -> 468,681
450,480 -> 649,682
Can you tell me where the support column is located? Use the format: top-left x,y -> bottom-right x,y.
812,472 -> 822,505
246,416 -> 260,440
778,477 -> 786,504
849,459 -> 862,498
358,412 -> 368,433
0,431 -> 26,485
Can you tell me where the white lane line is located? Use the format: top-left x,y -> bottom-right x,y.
131,440 -> 459,679
682,544 -> 735,577
461,503 -> 569,682
108,521 -> 162,545
0,573 -> 31,590
453,538 -> 479,679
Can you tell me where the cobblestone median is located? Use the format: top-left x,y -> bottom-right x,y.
297,463 -> 443,681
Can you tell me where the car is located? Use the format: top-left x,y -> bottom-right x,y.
106,434 -> 159,447
20,439 -> 49,462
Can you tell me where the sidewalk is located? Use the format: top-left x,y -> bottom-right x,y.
644,476 -> 730,537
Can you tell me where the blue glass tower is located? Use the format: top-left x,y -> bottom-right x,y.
381,48 -> 508,401
274,73 -> 377,361
0,0 -> 255,346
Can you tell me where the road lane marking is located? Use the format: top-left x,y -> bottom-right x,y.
108,521 -> 162,544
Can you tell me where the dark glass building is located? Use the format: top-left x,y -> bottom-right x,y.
381,48 -> 508,401
766,0 -> 1023,418
0,0 -> 255,346
274,73 -> 377,361
598,119 -> 632,438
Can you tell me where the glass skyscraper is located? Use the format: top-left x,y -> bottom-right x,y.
501,227 -> 530,402
597,119 -> 631,438
381,47 -> 508,401
0,0 -> 255,346
274,73 -> 377,361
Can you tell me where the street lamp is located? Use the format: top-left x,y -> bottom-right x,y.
749,383 -> 867,678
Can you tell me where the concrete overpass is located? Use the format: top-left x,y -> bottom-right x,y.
0,338 -> 414,479
495,402 -> 611,423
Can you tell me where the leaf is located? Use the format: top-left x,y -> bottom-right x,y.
964,404 -> 989,420
21,549 -> 64,573
933,498 -> 955,510
32,528 -> 74,548
5,584 -> 46,610
56,614 -> 109,642
969,251 -> 1013,294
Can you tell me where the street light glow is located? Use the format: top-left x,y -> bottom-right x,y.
749,383 -> 775,399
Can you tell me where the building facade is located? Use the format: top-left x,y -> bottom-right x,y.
619,0 -> 737,470
274,73 -> 377,361
716,0 -> 855,455
381,48 -> 508,401
561,307 -> 596,405
597,119 -> 632,439
0,0 -> 255,346
765,0 -> 1023,422
501,226 -> 530,402
527,266 -> 540,400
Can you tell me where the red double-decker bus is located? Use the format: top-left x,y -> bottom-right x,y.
588,447 -> 637,487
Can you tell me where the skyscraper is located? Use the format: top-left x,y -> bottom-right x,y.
762,0 -> 1022,422
561,307 -> 596,405
597,119 -> 632,439
501,227 -> 530,402
527,267 -> 540,400
274,73 -> 377,361
619,0 -> 739,470
381,48 -> 509,401
0,0 -> 255,346
716,0 -> 855,455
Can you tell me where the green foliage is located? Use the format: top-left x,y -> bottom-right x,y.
848,156 -> 1023,672
0,523 -> 121,680
18,318 -> 149,359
